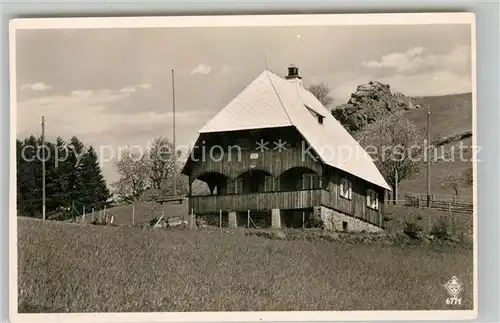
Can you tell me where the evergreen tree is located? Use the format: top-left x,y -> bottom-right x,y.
17,136 -> 42,217
50,137 -> 73,208
80,146 -> 111,210
16,135 -> 112,219
66,136 -> 86,205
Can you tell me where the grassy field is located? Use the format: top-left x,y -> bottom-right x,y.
17,93 -> 474,313
18,217 -> 473,313
383,204 -> 473,237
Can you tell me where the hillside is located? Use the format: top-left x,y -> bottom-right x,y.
332,84 -> 473,198
397,136 -> 473,199
398,93 -> 473,198
405,93 -> 473,142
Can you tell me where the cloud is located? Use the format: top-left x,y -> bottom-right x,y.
378,70 -> 472,97
362,46 -> 470,75
21,82 -> 52,91
16,86 -> 213,184
190,63 -> 212,75
120,84 -> 151,93
120,87 -> 137,93
331,69 -> 471,106
324,45 -> 473,104
362,47 -> 424,72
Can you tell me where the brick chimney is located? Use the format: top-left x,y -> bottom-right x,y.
285,65 -> 302,80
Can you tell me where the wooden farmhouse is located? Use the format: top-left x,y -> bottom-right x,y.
182,66 -> 391,232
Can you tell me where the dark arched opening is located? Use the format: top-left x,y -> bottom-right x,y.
234,169 -> 273,194
196,172 -> 229,195
278,167 -> 320,191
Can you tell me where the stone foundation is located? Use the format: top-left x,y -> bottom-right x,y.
313,206 -> 383,233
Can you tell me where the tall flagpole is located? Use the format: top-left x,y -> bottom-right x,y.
296,34 -> 301,67
426,105 -> 431,207
41,116 -> 46,220
171,69 -> 177,196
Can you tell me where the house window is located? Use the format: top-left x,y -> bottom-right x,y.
340,178 -> 352,200
305,105 -> 325,125
367,189 -> 379,210
302,173 -> 319,190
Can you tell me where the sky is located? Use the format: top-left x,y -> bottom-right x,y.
15,24 -> 472,185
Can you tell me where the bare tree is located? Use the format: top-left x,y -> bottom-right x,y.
463,167 -> 473,187
438,174 -> 462,196
147,137 -> 176,191
113,136 -> 191,202
439,167 -> 473,196
308,83 -> 333,107
147,136 -> 188,196
111,149 -> 151,203
354,111 -> 424,200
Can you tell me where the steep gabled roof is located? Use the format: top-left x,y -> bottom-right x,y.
199,71 -> 292,132
188,69 -> 391,190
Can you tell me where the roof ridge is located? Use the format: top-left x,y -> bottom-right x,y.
264,70 -> 293,125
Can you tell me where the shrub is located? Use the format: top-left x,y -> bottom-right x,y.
305,213 -> 324,229
404,221 -> 424,239
149,217 -> 158,226
431,217 -> 451,240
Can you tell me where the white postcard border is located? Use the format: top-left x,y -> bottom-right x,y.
8,12 -> 477,322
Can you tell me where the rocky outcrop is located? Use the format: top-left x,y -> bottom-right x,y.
331,81 -> 418,133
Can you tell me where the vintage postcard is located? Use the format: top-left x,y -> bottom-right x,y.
9,13 -> 477,322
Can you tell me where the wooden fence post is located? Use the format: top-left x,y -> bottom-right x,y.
448,201 -> 452,234
91,208 -> 95,222
302,212 -> 305,229
247,210 -> 250,228
190,208 -> 194,229
83,206 -> 86,221
219,209 -> 222,229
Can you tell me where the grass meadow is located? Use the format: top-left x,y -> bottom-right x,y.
18,217 -> 473,313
